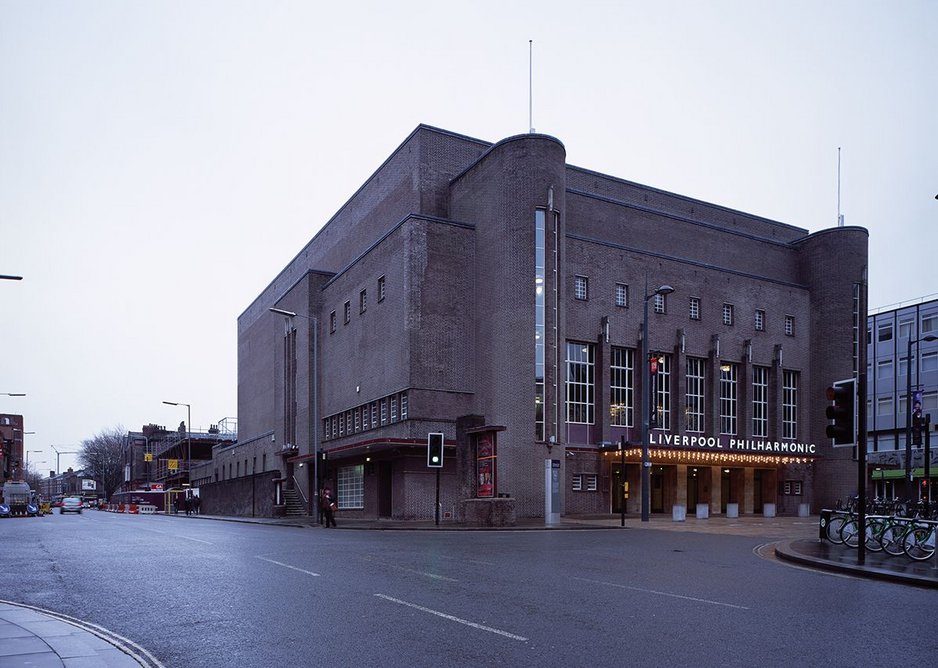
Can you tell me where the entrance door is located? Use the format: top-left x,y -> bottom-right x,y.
651,470 -> 665,513
687,468 -> 700,508
753,470 -> 763,513
612,465 -> 633,514
378,461 -> 392,518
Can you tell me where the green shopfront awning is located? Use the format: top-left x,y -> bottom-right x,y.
872,468 -> 934,480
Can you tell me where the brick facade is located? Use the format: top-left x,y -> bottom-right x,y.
233,125 -> 869,521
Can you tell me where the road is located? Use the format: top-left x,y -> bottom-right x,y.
1,511 -> 935,667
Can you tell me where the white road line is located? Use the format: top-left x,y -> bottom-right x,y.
256,556 -> 321,577
362,556 -> 458,582
374,594 -> 528,641
573,576 -> 750,610
136,527 -> 213,545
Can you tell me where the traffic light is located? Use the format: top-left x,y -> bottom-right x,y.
427,433 -> 444,468
825,379 -> 856,446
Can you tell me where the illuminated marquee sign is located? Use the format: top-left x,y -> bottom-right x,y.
649,432 -> 817,455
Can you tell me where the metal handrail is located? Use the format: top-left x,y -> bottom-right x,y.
291,476 -> 308,505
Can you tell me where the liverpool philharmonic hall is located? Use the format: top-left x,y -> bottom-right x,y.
235,125 -> 868,523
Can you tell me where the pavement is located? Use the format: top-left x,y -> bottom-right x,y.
4,512 -> 935,667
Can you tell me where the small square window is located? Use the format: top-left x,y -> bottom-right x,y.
360,289 -> 367,314
329,311 -> 336,334
923,351 -> 938,373
378,275 -> 386,302
574,276 -> 589,301
785,315 -> 795,337
899,319 -> 913,339
344,301 -> 351,325
615,283 -> 629,308
572,475 -> 583,492
722,303 -> 734,326
654,293 -> 666,314
878,322 -> 893,342
689,297 -> 700,321
755,309 -> 765,332
922,313 -> 937,334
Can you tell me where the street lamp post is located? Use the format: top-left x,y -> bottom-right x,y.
270,307 -> 320,522
25,450 -> 41,469
641,280 -> 674,522
50,446 -> 78,499
906,334 -> 938,497
163,401 -> 191,487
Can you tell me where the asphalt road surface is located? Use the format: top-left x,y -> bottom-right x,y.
2,511 -> 935,667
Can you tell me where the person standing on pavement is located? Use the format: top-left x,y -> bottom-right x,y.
321,487 -> 337,528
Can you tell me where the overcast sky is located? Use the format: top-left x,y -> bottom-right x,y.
1,0 -> 935,474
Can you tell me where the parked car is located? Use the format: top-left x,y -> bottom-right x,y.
60,497 -> 83,514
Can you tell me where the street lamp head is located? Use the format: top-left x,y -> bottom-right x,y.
923,334 -> 938,343
656,285 -> 675,296
2,392 -> 26,397
269,307 -> 297,317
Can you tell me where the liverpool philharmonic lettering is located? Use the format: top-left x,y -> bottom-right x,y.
649,432 -> 817,455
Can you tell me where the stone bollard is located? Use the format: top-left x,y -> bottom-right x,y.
798,503 -> 811,518
696,503 -> 709,519
763,503 -> 776,518
672,505 -> 686,522
726,503 -> 739,518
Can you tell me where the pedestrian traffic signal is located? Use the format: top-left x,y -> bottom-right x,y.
825,379 -> 856,446
427,433 -> 444,468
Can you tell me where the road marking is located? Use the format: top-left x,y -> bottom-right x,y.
135,527 -> 213,544
362,556 -> 458,582
256,556 -> 320,577
374,594 -> 528,641
573,577 -> 750,610
754,542 -> 858,580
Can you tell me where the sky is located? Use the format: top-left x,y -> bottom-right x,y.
1,0 -> 935,474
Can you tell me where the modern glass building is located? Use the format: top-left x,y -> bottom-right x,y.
867,296 -> 938,501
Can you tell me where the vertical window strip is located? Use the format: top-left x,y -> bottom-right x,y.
535,209 -> 546,441
752,366 -> 768,438
686,357 -> 705,433
610,347 -> 634,427
720,363 -> 738,435
783,370 -> 798,439
566,342 -> 595,425
656,354 -> 671,431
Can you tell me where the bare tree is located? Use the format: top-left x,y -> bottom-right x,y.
77,426 -> 125,500
23,463 -> 45,494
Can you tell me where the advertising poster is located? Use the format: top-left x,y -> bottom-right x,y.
477,432 -> 496,498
